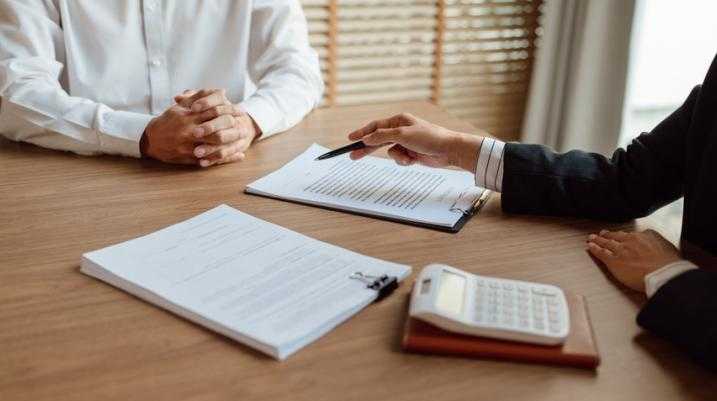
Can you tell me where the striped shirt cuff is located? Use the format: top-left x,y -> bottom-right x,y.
474,137 -> 506,192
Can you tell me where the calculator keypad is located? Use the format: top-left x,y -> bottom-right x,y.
473,278 -> 566,335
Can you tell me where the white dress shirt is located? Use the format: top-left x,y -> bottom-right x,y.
474,138 -> 697,296
0,0 -> 324,157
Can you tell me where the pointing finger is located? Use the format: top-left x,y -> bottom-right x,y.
348,120 -> 379,141
348,115 -> 404,141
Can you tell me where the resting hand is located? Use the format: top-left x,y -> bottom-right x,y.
175,89 -> 261,167
142,105 -> 205,165
586,229 -> 682,292
347,113 -> 484,171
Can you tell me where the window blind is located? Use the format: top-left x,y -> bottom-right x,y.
301,0 -> 543,141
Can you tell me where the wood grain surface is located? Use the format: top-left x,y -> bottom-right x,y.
0,101 -> 711,401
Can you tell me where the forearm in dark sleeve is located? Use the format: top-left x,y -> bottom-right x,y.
636,269 -> 717,370
500,86 -> 698,221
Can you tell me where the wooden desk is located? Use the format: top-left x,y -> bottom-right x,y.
0,102 -> 712,401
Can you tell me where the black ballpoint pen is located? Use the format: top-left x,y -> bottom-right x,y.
315,141 -> 367,161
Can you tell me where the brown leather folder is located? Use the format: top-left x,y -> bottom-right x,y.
402,292 -> 601,369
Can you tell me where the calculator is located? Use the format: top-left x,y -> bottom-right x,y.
409,264 -> 570,346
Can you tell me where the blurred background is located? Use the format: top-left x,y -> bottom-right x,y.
301,0 -> 542,141
300,0 -> 717,153
621,0 -> 717,147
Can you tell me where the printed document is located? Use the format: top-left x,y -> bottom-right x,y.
81,205 -> 411,360
246,144 -> 487,229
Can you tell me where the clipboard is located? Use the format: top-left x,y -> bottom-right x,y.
244,188 -> 492,233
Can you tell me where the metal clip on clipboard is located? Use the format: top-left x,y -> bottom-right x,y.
449,187 -> 492,216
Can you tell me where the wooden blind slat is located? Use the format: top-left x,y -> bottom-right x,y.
301,0 -> 543,141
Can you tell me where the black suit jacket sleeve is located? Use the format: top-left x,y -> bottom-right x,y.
637,269 -> 717,370
500,86 -> 700,222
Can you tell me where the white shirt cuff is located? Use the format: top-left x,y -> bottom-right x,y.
240,96 -> 279,140
97,109 -> 154,158
474,138 -> 506,192
644,260 -> 699,297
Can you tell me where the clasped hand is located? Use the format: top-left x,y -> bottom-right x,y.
143,89 -> 260,167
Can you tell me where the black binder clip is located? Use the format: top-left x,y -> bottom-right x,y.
350,272 -> 399,302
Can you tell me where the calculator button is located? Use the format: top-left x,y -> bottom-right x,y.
502,283 -> 513,290
476,280 -> 485,287
489,282 -> 500,289
533,321 -> 545,331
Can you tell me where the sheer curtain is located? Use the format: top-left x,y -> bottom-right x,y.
521,0 -> 635,154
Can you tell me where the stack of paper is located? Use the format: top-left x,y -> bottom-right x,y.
81,205 -> 411,360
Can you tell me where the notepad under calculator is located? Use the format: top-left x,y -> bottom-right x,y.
246,144 -> 490,232
81,205 -> 411,360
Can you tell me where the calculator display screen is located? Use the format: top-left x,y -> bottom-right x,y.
435,271 -> 466,315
